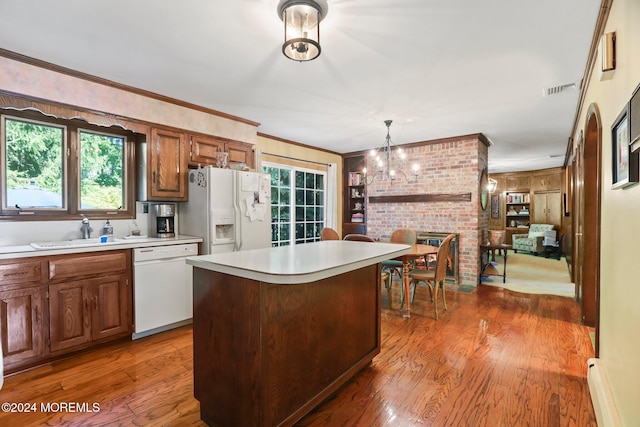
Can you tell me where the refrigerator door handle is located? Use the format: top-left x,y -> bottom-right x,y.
233,170 -> 242,251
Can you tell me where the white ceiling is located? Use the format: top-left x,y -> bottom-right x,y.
0,0 -> 601,173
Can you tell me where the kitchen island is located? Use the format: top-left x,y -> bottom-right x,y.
186,240 -> 410,427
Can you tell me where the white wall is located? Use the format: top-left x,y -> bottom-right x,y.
572,0 -> 640,424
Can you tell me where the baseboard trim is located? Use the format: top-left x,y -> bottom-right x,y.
587,358 -> 622,426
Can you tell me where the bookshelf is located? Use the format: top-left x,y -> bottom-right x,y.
505,191 -> 530,228
343,155 -> 367,236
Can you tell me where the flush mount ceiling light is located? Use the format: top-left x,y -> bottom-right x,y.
278,0 -> 327,62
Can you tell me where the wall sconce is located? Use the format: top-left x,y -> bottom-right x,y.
601,31 -> 616,72
278,0 -> 327,62
487,177 -> 497,193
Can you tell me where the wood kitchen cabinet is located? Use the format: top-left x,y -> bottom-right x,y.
0,285 -> 46,371
0,259 -> 47,371
49,274 -> 129,353
48,250 -> 131,354
148,127 -> 188,201
189,134 -> 254,169
1,250 -> 132,374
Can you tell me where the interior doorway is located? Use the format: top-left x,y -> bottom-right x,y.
575,104 -> 601,353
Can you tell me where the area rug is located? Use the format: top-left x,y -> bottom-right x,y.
481,252 -> 574,298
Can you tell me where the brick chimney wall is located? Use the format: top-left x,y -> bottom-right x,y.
366,135 -> 489,286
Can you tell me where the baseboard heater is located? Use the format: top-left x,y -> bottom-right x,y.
587,358 -> 622,426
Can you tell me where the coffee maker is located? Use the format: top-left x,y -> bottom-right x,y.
149,203 -> 176,238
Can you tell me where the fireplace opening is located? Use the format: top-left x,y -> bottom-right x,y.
416,232 -> 459,284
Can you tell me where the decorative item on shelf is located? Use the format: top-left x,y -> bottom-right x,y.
278,0 -> 327,62
216,152 -> 228,168
363,120 -> 420,185
507,206 -> 518,216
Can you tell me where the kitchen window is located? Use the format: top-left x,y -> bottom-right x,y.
263,163 -> 326,246
0,111 -> 135,219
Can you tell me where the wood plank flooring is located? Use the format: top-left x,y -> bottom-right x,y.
0,284 -> 596,426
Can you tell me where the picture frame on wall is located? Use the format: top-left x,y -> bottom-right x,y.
611,104 -> 639,189
630,81 -> 640,154
490,194 -> 500,219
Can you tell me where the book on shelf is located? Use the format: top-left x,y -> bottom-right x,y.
348,172 -> 363,186
351,213 -> 364,222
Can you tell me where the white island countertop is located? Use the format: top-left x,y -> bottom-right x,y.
186,240 -> 411,284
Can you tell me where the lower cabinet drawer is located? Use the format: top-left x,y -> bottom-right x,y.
48,251 -> 128,281
0,260 -> 43,287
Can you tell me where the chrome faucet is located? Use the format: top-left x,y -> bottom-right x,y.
80,216 -> 93,239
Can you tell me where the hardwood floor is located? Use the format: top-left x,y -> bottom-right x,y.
0,285 -> 596,427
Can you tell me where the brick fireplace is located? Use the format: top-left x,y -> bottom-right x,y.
364,133 -> 490,286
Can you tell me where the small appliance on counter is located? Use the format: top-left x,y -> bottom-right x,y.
149,203 -> 176,238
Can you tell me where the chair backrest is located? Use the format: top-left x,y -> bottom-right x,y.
389,229 -> 417,244
320,227 -> 340,240
343,233 -> 375,242
434,234 -> 455,285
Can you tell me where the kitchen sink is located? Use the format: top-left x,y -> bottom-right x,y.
30,238 -> 125,250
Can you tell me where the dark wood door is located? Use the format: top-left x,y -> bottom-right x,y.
0,286 -> 45,369
149,127 -> 187,200
49,280 -> 91,352
580,112 -> 601,329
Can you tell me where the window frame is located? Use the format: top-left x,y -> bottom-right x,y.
0,110 -> 136,220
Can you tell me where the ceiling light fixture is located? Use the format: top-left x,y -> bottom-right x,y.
278,0 -> 326,62
363,120 -> 420,184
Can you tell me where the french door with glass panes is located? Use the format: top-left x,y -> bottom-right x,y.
263,163 -> 326,246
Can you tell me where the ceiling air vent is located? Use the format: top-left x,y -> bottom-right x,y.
542,82 -> 579,97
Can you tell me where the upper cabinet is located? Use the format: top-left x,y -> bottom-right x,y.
148,127 -> 188,201
531,171 -> 562,192
505,175 -> 531,191
189,134 -> 254,169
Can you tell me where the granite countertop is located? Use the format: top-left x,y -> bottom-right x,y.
187,240 -> 410,284
0,235 -> 203,260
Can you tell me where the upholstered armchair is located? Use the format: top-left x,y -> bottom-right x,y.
511,224 -> 555,255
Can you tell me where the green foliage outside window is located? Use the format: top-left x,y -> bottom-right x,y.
80,131 -> 124,209
5,118 -> 64,208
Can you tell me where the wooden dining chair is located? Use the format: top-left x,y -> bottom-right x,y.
381,229 -> 417,281
343,233 -> 375,242
407,233 -> 455,320
320,227 -> 340,240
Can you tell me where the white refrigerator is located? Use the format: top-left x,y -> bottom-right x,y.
179,166 -> 272,254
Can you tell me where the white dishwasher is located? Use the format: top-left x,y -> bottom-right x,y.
132,243 -> 199,339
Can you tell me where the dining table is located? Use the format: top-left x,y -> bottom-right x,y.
390,243 -> 439,318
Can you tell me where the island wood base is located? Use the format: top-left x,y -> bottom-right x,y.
192,263 -> 381,427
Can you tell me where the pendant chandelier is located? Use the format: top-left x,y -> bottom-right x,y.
363,120 -> 420,184
278,0 -> 326,62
